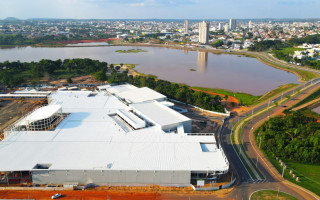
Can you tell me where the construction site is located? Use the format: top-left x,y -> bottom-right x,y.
0,84 -> 232,193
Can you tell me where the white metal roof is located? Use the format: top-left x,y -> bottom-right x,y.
117,109 -> 146,129
116,87 -> 166,103
130,101 -> 190,127
100,84 -> 137,94
25,105 -> 62,122
0,87 -> 229,173
14,89 -> 51,94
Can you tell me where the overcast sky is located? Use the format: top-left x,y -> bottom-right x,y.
0,0 -> 319,19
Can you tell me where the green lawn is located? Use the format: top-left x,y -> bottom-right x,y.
263,152 -> 320,197
258,83 -> 298,103
273,47 -> 305,55
285,161 -> 320,195
191,86 -> 260,106
251,189 -> 298,200
292,87 -> 320,108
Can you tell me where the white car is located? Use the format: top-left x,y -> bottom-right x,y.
51,193 -> 62,199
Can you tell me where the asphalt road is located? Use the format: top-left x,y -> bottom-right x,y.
218,56 -> 320,199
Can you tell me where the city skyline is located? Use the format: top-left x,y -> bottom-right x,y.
0,0 -> 319,19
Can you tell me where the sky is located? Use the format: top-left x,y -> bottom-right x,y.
0,0 -> 319,19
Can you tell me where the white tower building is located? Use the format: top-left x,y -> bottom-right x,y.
199,21 -> 209,45
185,19 -> 189,34
229,19 -> 237,30
224,24 -> 229,33
249,20 -> 253,29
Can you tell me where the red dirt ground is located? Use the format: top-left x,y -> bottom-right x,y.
191,88 -> 249,114
191,89 -> 238,104
0,189 -> 234,200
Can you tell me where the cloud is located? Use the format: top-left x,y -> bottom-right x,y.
130,2 -> 145,6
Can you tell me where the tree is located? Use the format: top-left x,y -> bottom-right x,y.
67,77 -> 73,84
94,70 -> 107,81
212,39 -> 224,48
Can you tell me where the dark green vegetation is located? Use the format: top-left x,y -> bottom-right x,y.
250,190 -> 298,200
0,59 -> 108,87
0,59 -> 225,113
266,150 -> 320,197
256,111 -> 320,164
191,86 -> 260,106
115,49 -> 147,53
211,39 -> 224,48
249,34 -> 320,52
273,47 -> 320,69
249,34 -> 320,69
107,72 -> 225,113
293,87 -> 320,108
0,34 -> 114,46
256,111 -> 320,196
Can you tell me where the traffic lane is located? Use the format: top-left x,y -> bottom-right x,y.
241,83 -> 320,180
220,122 -> 252,182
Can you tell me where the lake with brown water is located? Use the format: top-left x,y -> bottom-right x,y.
0,46 -> 299,95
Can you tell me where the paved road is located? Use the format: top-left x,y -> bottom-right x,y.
218,54 -> 320,199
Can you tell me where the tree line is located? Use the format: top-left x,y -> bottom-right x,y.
105,71 -> 225,113
255,111 -> 320,164
0,34 -> 114,45
0,59 -> 225,113
248,34 -> 320,52
0,58 -> 107,87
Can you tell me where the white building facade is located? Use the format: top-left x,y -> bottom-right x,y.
199,21 -> 209,45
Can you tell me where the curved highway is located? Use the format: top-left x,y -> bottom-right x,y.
219,53 -> 320,199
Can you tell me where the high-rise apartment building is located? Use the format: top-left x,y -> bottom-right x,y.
249,20 -> 253,29
218,22 -> 223,30
229,19 -> 237,30
199,21 -> 209,45
224,24 -> 229,32
185,19 -> 188,34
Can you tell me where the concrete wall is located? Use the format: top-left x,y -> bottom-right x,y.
162,120 -> 192,133
32,170 -> 191,186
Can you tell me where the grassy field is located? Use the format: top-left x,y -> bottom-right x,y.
116,49 -> 147,53
263,152 -> 320,197
249,53 -> 319,81
250,190 -> 298,200
272,47 -> 305,55
191,87 -> 260,106
292,87 -> 320,108
258,83 -> 298,103
285,66 -> 318,81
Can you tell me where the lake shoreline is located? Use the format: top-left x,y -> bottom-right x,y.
0,44 -> 303,96
25,42 -> 316,82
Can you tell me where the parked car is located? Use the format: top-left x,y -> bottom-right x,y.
51,193 -> 62,199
